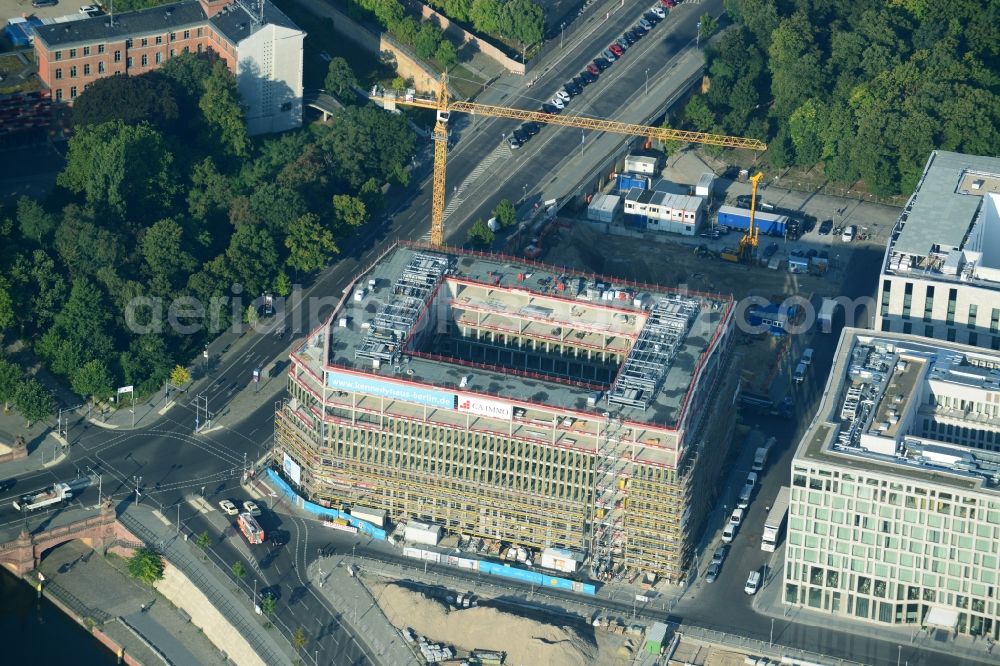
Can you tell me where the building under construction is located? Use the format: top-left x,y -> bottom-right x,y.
275,243 -> 739,581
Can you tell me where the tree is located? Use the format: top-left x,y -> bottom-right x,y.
285,213 -> 338,273
188,157 -> 235,223
292,628 -> 308,651
260,592 -> 277,616
502,0 -> 544,46
170,365 -> 191,387
231,561 -> 247,579
682,95 -> 716,132
0,277 -> 13,334
767,13 -> 826,118
698,13 -> 718,43
413,23 -> 442,59
199,61 -> 250,158
492,199 -> 516,228
35,278 -> 115,381
225,225 -> 279,297
195,531 -> 211,549
7,250 -> 67,333
273,270 -> 293,298
315,107 -> 416,190
16,197 -> 57,243
14,377 -> 52,427
331,195 -> 367,229
787,98 -> 825,166
57,120 -> 177,220
324,57 -> 358,102
71,73 -> 179,132
0,359 -> 21,411
244,304 -> 259,328
436,39 -> 458,70
54,207 -> 126,278
467,219 -> 494,248
71,360 -> 113,404
127,548 -> 165,585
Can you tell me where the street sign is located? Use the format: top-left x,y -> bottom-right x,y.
117,385 -> 134,394
252,369 -> 260,383
634,594 -> 649,603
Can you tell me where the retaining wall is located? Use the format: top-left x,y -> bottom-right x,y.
416,3 -> 525,75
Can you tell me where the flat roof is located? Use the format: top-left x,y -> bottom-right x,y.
794,328 -> 1000,493
209,0 -> 299,43
34,2 -> 207,48
310,244 -> 731,428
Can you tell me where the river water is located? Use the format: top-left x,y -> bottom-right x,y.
0,565 -> 116,663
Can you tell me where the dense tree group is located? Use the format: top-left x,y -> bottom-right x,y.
682,0 -> 1000,196
0,53 -> 416,411
347,0 -> 459,68
428,0 -> 544,47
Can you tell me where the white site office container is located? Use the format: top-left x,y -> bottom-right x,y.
404,520 -> 442,546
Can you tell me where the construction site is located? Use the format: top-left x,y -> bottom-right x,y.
275,242 -> 740,582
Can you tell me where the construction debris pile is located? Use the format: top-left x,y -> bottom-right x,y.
374,582 -> 599,666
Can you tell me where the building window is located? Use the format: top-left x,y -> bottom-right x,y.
54,51 -> 62,61
155,52 -> 162,64
127,56 -> 133,68
903,322 -> 912,334
83,46 -> 90,56
70,86 -> 78,99
170,32 -> 177,42
156,36 -> 162,44
55,88 -> 62,101
947,288 -> 958,325
923,286 -> 934,322
197,43 -> 203,53
98,44 -> 104,54
98,61 -> 105,73
183,46 -> 189,54
993,336 -> 1000,351
925,325 -> 934,338
69,48 -> 76,58
83,63 -> 90,75
947,328 -> 957,342
141,38 -> 148,47
114,50 -> 121,62
141,54 -> 147,67
54,68 -> 62,80
197,27 -> 203,37
126,39 -> 133,48
183,30 -> 190,39
970,332 -> 979,347
69,66 -> 77,78
882,318 -> 890,332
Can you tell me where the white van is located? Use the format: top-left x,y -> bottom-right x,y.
793,361 -> 808,384
722,523 -> 736,543
744,570 -> 761,595
841,225 -> 856,242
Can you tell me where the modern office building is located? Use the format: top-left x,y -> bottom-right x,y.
786,328 -> 1000,638
275,243 -> 738,581
877,151 -> 1000,348
32,0 -> 304,134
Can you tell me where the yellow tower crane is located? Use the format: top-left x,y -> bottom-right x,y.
372,75 -> 767,247
737,171 -> 765,260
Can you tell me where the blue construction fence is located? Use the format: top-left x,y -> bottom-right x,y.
265,468 -> 388,541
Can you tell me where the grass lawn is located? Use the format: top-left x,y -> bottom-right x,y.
0,51 -> 41,95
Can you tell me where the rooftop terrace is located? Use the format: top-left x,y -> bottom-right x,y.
796,329 -> 1000,493
883,150 -> 1000,286
304,244 -> 732,428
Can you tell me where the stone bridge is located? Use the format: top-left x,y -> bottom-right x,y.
0,500 -> 138,577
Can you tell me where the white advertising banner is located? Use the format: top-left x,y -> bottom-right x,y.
457,395 -> 513,420
282,452 -> 302,485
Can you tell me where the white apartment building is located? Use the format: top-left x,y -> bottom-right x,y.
786,329 -> 1000,639
877,151 -> 1000,348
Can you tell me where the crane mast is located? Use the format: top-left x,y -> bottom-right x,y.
371,75 -> 767,247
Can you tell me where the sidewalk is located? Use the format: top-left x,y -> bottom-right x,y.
0,429 -> 70,478
38,539 -> 227,666
752,545 -> 994,666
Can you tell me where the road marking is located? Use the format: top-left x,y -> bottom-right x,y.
151,509 -> 171,526
185,495 -> 214,515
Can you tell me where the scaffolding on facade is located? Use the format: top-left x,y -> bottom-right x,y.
589,416 -> 630,579
607,296 -> 700,409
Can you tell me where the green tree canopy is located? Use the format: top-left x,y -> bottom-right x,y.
72,73 -> 179,131
57,120 -> 177,220
71,359 -> 113,403
285,213 -> 338,273
0,358 -> 22,410
199,61 -> 250,158
16,197 -> 58,244
14,377 -> 52,426
127,548 -> 165,585
492,199 -> 516,228
467,219 -> 494,248
324,57 -> 359,101
331,194 -> 368,229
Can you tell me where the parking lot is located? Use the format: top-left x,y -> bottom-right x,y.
1,0 -> 82,23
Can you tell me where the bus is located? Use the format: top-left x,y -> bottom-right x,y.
761,487 -> 790,552
237,512 -> 265,545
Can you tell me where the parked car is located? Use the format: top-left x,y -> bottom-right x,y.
580,70 -> 597,84
564,82 -> 582,97
601,48 -> 617,61
555,89 -> 570,102
819,219 -> 834,235
633,24 -> 647,36
520,122 -> 540,137
616,37 -> 629,50
594,57 -> 611,70
735,194 -> 753,208
711,545 -> 729,565
660,0 -> 676,8
643,13 -> 659,25
841,225 -> 857,242
243,500 -> 261,517
651,5 -> 666,18
549,96 -> 565,110
586,63 -> 600,76
32,0 -> 58,6
705,562 -> 721,583
729,507 -> 745,526
219,499 -> 239,516
762,242 -> 779,260
805,248 -> 818,259
513,129 -> 528,144
609,43 -> 623,56
541,103 -> 559,114
801,348 -> 815,365
745,570 -> 762,595
79,4 -> 100,14
507,134 -> 522,149
622,32 -> 637,45
573,75 -> 588,88
722,522 -> 737,543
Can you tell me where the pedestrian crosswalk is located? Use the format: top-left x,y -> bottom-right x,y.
418,141 -> 513,241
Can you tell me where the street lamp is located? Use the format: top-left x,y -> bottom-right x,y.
645,68 -> 649,96
522,183 -> 527,203
560,22 -> 566,49
133,476 -> 142,507
897,645 -> 902,666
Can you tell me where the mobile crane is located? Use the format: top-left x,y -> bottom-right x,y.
371,75 -> 767,246
737,171 -> 765,260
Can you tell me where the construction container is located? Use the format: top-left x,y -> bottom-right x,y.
616,173 -> 651,194
624,155 -> 659,175
645,622 -> 668,654
540,547 -> 581,573
587,194 -> 622,223
695,172 -> 715,198
404,520 -> 442,545
350,505 -> 387,528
